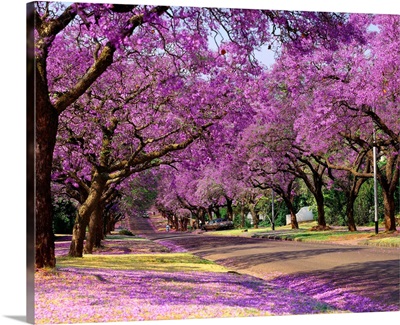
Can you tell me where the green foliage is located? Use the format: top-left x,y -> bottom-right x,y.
258,219 -> 268,228
52,198 -> 76,234
261,198 -> 288,227
292,193 -> 312,213
323,188 -> 347,226
354,179 -> 384,225
219,207 -> 227,219
118,229 -> 134,236
123,171 -> 158,216
233,214 -> 252,228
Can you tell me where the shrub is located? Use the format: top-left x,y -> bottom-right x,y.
118,229 -> 134,236
52,198 -> 76,234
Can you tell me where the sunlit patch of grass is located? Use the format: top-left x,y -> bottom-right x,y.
57,253 -> 230,273
207,228 -> 262,236
105,235 -> 147,241
205,222 -> 399,247
287,231 -> 371,242
361,236 -> 400,247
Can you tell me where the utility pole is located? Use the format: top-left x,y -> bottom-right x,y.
373,127 -> 379,234
271,189 -> 275,231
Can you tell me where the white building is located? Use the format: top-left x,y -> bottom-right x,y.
286,206 -> 314,225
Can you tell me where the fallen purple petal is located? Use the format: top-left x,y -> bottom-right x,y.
35,267 -> 340,324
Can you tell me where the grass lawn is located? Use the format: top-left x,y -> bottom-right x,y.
57,252 -> 230,272
205,221 -> 400,247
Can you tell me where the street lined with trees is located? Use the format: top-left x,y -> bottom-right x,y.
31,2 -> 399,271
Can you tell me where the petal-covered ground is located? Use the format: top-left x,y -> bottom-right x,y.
147,215 -> 399,314
270,271 -> 400,313
54,235 -> 173,257
35,267 -> 340,324
36,217 -> 398,324
35,235 -> 341,324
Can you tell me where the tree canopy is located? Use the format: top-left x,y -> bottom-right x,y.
29,1 -> 399,268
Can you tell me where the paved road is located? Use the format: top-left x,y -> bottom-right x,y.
131,216 -> 400,308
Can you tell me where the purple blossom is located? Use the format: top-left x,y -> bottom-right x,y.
271,274 -> 399,313
35,267 -> 338,324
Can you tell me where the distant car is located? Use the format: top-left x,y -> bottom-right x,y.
142,213 -> 149,218
201,218 -> 234,231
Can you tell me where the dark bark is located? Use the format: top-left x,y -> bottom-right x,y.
179,216 -> 189,231
215,208 -> 221,219
95,211 -> 105,247
381,154 -> 399,231
68,211 -> 89,258
345,176 -> 368,232
172,215 -> 179,230
207,207 -> 214,220
69,171 -> 107,257
382,190 -> 397,231
84,203 -> 104,254
295,159 -> 327,228
35,64 -> 59,269
323,150 -> 373,232
240,203 -> 246,228
225,197 -> 234,221
198,208 -> 206,228
345,194 -> 357,232
33,4 -> 160,268
105,213 -> 118,234
282,196 -> 299,229
315,189 -> 327,227
369,151 -> 399,231
249,203 -> 259,228
289,212 -> 298,229
27,5 -> 35,321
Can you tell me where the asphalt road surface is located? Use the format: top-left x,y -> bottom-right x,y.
131,216 -> 400,308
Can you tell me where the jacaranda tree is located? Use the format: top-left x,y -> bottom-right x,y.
34,1 -> 367,268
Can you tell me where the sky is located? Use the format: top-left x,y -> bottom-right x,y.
0,1 -> 399,325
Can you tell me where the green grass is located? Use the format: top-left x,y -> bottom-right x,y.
105,235 -> 146,241
361,237 -> 400,248
205,221 -> 400,247
57,253 -> 230,273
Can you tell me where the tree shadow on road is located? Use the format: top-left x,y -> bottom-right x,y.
270,259 -> 400,312
167,235 -> 363,266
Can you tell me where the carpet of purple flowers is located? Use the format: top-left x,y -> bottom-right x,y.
35,236 -> 342,324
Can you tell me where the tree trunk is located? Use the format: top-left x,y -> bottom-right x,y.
95,211 -> 105,247
68,211 -> 89,257
289,211 -> 298,229
181,216 -> 188,231
172,215 -> 179,230
382,190 -> 397,231
69,172 -> 107,257
198,208 -> 206,229
380,154 -> 398,231
84,203 -> 104,254
295,160 -> 327,229
35,65 -> 59,269
345,192 -> 357,232
249,203 -> 258,229
226,197 -> 234,221
207,207 -> 214,220
215,208 -> 221,219
240,203 -> 246,228
315,189 -> 327,228
282,196 -> 299,229
106,216 -> 116,234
